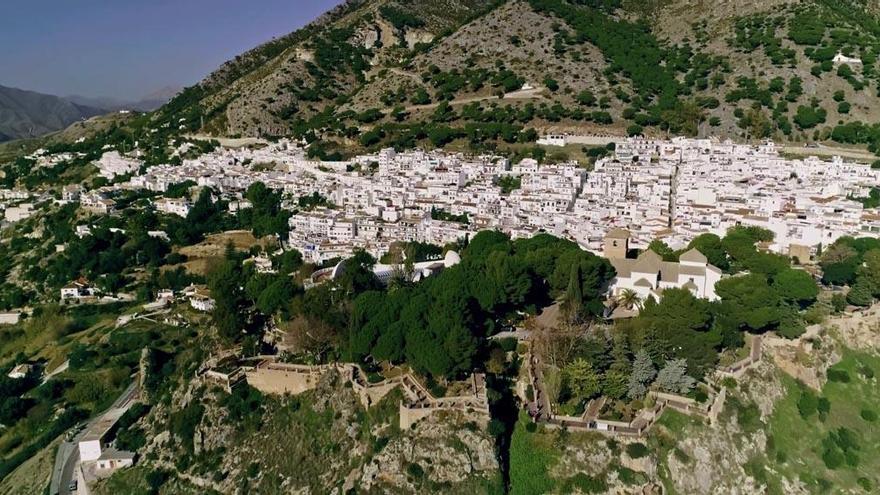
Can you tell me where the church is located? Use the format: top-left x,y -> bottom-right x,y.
603,229 -> 722,303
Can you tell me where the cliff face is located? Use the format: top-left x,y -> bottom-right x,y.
101,369 -> 501,494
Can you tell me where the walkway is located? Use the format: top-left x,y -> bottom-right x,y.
524,347 -> 725,438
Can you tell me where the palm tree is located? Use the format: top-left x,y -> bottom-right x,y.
617,289 -> 641,310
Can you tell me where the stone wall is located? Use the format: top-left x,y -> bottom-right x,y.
244,363 -> 324,395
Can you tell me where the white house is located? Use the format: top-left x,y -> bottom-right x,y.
190,292 -> 215,312
833,52 -> 863,65
95,448 -> 135,474
154,197 -> 191,217
244,255 -> 276,274
4,203 -> 34,222
61,279 -> 95,300
96,151 -> 142,179
62,185 -> 83,202
536,134 -> 567,147
81,192 -> 116,214
7,363 -> 32,379
0,311 -> 21,325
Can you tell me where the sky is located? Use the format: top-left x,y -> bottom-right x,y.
0,0 -> 343,101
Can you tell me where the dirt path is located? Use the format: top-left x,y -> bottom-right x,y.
383,86 -> 546,114
183,134 -> 268,148
780,144 -> 877,162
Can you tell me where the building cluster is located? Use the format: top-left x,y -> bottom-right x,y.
109,137 -> 880,266
0,188 -> 35,224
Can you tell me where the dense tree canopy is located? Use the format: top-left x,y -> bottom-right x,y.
348,232 -> 613,378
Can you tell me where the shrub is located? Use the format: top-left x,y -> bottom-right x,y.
860,409 -> 877,422
673,447 -> 690,463
616,466 -> 645,485
625,442 -> 650,458
406,462 -> 425,479
827,369 -> 851,383
822,447 -> 844,469
857,477 -> 873,491
146,469 -> 169,492
565,473 -> 607,493
817,397 -> 831,421
797,389 -> 818,418
830,293 -> 847,313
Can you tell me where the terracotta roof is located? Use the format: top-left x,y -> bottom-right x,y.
679,264 -> 708,277
679,248 -> 708,264
632,250 -> 662,274
658,262 -> 680,282
609,258 -> 635,278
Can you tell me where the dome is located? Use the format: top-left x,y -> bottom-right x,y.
330,259 -> 347,280
443,250 -> 461,267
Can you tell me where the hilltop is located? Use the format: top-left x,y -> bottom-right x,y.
144,0 -> 880,158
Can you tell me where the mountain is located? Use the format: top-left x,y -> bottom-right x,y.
66,86 -> 182,113
0,85 -> 104,143
152,0 -> 880,157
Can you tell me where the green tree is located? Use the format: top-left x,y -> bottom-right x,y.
847,280 -> 873,307
647,240 -> 677,261
562,263 -> 584,323
857,249 -> 880,295
208,249 -> 247,341
656,359 -> 696,394
688,233 -> 729,271
602,369 -> 629,399
563,358 -> 601,402
772,268 -> 819,307
715,274 -> 781,331
627,349 -> 656,399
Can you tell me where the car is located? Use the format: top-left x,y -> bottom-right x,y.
68,480 -> 77,491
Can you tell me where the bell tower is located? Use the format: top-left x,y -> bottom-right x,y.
603,229 -> 630,259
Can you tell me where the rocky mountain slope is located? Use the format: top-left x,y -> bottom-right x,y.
0,85 -> 104,142
153,0 -> 880,156
92,369 -> 502,495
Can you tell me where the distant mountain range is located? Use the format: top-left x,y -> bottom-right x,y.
65,86 -> 182,113
0,85 -> 180,143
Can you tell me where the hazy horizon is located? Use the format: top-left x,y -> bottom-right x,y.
1,0 -> 342,101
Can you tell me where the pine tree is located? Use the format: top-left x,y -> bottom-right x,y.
602,369 -> 629,399
656,359 -> 696,394
563,358 -> 600,402
562,263 -> 583,323
627,349 -> 656,399
847,278 -> 874,307
610,333 -> 631,374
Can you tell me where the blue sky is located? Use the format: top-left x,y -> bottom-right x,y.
0,0 -> 342,100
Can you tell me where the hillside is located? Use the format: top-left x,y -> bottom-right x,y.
0,85 -> 104,142
143,0 -> 880,158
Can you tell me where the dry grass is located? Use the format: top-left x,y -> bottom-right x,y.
174,230 -> 277,276
0,437 -> 60,495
